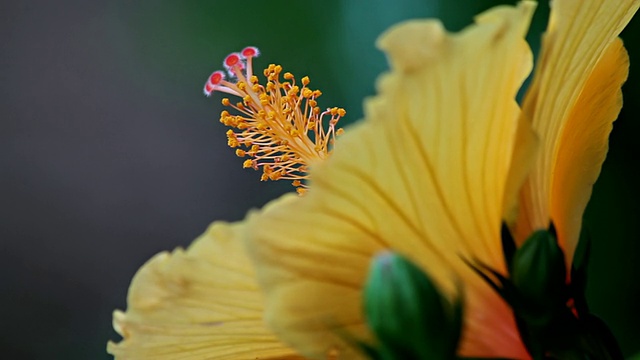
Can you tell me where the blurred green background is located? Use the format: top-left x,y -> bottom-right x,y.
1,1 -> 638,359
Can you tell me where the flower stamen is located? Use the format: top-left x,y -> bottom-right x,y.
204,46 -> 345,194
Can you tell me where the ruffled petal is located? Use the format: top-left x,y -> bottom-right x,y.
246,3 -> 536,359
514,0 -> 639,262
108,222 -> 302,360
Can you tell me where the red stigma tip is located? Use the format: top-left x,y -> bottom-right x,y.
204,82 -> 213,93
241,46 -> 260,58
224,53 -> 242,68
209,70 -> 225,85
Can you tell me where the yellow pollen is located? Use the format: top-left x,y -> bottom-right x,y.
217,62 -> 346,194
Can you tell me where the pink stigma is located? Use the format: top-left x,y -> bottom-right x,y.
241,46 -> 260,58
209,70 -> 225,85
224,53 -> 242,69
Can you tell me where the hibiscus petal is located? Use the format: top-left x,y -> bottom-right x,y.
514,0 -> 639,262
108,222 -> 301,360
551,39 -> 629,267
245,3 -> 535,359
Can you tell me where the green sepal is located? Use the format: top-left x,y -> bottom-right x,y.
501,222 -> 517,271
467,226 -> 624,360
363,251 -> 462,360
570,225 -> 592,316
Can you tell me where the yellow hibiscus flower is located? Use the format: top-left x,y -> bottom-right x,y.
244,0 -> 638,358
108,0 -> 639,359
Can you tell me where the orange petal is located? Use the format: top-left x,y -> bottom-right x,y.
551,39 -> 629,265
245,3 -> 536,359
514,0 -> 639,262
108,222 -> 302,360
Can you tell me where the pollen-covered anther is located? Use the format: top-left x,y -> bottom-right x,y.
242,159 -> 255,169
205,48 -> 346,193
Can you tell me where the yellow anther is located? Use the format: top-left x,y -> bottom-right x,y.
216,61 -> 345,191
296,187 -> 307,195
269,171 -> 282,180
336,128 -> 345,135
337,108 -> 346,117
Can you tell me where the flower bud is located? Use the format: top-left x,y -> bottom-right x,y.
511,229 -> 567,324
363,251 -> 461,359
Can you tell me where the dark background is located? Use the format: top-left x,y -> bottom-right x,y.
1,1 -> 639,359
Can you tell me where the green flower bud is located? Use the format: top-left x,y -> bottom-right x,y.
363,251 -> 461,360
511,229 -> 567,325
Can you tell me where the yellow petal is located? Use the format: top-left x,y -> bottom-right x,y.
551,39 -> 629,266
514,0 -> 639,260
108,221 -> 302,360
246,3 -> 536,358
